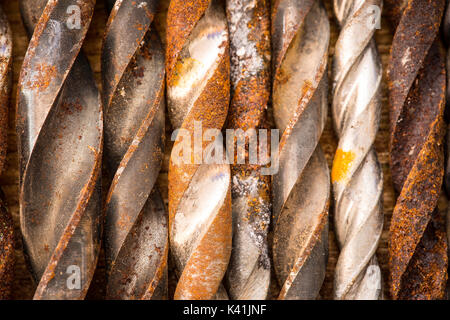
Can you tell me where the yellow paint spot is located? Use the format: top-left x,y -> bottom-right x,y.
331,149 -> 355,183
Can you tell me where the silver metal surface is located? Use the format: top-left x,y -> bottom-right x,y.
271,0 -> 330,300
331,0 -> 384,300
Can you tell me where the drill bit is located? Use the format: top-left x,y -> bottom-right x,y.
223,0 -> 271,300
166,0 -> 232,300
17,0 -> 103,299
102,0 -> 168,300
443,0 -> 450,274
0,4 -> 13,300
331,0 -> 384,300
271,0 -> 330,300
386,0 -> 448,300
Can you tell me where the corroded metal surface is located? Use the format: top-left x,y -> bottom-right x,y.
386,0 -> 448,300
17,0 -> 103,299
331,0 -> 383,299
0,4 -> 13,300
166,0 -> 232,300
444,0 -> 450,273
271,0 -> 330,300
102,0 -> 168,300
223,0 -> 271,300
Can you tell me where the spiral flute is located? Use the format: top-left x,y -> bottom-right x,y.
166,0 -> 232,300
223,0 -> 271,300
0,4 -> 12,299
331,0 -> 383,300
102,0 -> 168,300
271,0 -> 330,300
17,0 -> 103,299
386,0 -> 447,300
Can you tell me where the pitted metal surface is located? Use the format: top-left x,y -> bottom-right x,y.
102,0 -> 168,300
271,0 -> 330,300
17,0 -> 103,299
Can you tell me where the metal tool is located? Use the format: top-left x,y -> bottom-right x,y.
17,0 -> 103,299
0,4 -> 13,300
271,0 -> 330,300
331,0 -> 384,300
386,0 -> 448,300
223,0 -> 271,300
102,0 -> 168,300
443,1 -> 450,284
166,0 -> 232,300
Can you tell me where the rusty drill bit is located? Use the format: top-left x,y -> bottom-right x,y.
17,0 -> 103,299
444,0 -> 450,271
223,0 -> 271,300
166,0 -> 232,300
331,0 -> 384,300
385,0 -> 448,300
271,0 -> 330,300
0,4 -> 13,300
102,0 -> 168,300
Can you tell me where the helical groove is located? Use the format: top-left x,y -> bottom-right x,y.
17,0 -> 103,299
223,0 -> 271,300
386,0 -> 448,300
102,0 -> 168,300
166,0 -> 232,300
331,0 -> 384,300
271,0 -> 330,300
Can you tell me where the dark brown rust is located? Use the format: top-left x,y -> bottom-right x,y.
386,0 -> 448,300
0,3 -> 13,300
102,0 -> 168,300
17,0 -> 103,299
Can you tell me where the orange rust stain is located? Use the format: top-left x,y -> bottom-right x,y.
25,63 -> 57,91
170,57 -> 199,87
331,149 -> 355,183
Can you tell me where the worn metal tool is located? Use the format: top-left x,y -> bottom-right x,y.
386,0 -> 448,300
166,0 -> 232,300
0,4 -> 12,300
444,0 -> 450,278
223,0 -> 271,300
17,0 -> 103,299
102,0 -> 168,300
271,0 -> 330,300
331,0 -> 383,300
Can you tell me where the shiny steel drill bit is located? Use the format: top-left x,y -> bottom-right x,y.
386,0 -> 447,300
166,0 -> 232,300
102,0 -> 168,300
272,0 -> 330,300
331,0 -> 383,300
0,4 -> 13,300
17,0 -> 103,299
223,0 -> 271,300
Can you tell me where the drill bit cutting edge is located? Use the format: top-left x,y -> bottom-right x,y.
386,0 -> 448,300
102,0 -> 168,300
166,0 -> 232,300
331,0 -> 384,300
224,0 -> 272,300
17,0 -> 103,299
271,0 -> 330,300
